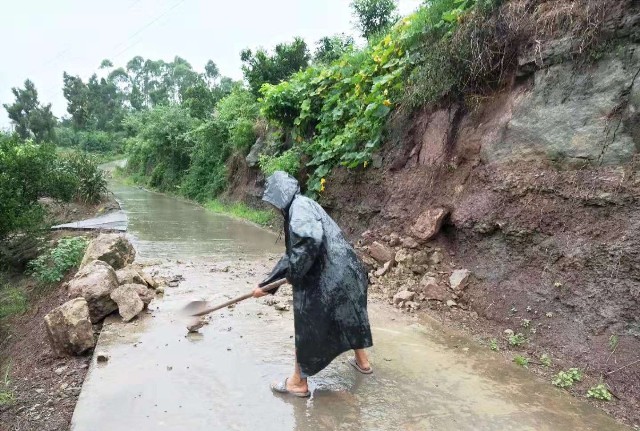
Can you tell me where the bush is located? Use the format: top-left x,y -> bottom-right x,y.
259,148 -> 301,176
552,368 -> 583,388
58,152 -> 107,204
28,236 -> 88,283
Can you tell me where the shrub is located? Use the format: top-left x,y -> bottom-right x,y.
0,286 -> 27,321
552,368 -> 583,388
587,383 -> 612,401
28,236 -> 88,283
259,148 -> 301,177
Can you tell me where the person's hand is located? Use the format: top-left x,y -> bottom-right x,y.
252,286 -> 267,298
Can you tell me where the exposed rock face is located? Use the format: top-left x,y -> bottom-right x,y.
80,233 -> 135,270
246,136 -> 266,167
67,260 -> 119,323
44,298 -> 95,356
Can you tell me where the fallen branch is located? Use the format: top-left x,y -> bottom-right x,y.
606,358 -> 640,376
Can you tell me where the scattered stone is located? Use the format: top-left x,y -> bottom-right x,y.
420,276 -> 449,301
96,352 -> 109,362
54,366 -> 68,375
35,388 -> 45,394
155,285 -> 165,295
449,269 -> 471,290
110,285 -> 144,322
394,249 -> 412,264
122,283 -> 154,306
406,301 -> 421,310
401,237 -> 420,249
504,329 -> 514,336
44,298 -> 95,356
115,266 -> 145,286
430,250 -> 444,265
67,260 -> 119,323
446,300 -> 457,307
187,318 -> 207,333
393,290 -> 415,306
368,241 -> 394,264
388,233 -> 401,247
80,233 -> 135,270
274,302 -> 290,311
410,208 -> 449,242
375,261 -> 393,277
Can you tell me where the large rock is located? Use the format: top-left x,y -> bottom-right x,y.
110,285 -> 144,322
81,233 -> 135,270
368,241 -> 394,263
411,208 -> 449,242
122,283 -> 155,306
245,136 -> 266,167
67,260 -> 119,323
44,298 -> 95,356
115,266 -> 145,285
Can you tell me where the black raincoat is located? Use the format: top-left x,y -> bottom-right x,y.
259,171 -> 373,376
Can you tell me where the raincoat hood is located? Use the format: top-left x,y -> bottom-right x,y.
262,171 -> 300,210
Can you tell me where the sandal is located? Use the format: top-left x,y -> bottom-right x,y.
270,378 -> 311,398
348,357 -> 373,374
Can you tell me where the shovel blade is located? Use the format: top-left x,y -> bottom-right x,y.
180,300 -> 210,317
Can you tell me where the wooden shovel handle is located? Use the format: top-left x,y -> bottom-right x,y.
190,278 -> 287,317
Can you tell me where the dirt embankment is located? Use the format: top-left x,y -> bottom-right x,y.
0,195 -> 122,431
226,6 -> 640,426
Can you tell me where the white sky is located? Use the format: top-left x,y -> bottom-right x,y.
0,0 -> 421,128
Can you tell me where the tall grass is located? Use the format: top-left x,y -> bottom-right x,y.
205,200 -> 275,227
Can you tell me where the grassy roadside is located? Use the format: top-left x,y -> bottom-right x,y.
113,167 -> 276,228
204,200 -> 275,227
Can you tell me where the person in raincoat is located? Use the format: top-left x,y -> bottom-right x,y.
253,171 -> 373,397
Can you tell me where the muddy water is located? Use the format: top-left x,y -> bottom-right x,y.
71,177 -> 630,431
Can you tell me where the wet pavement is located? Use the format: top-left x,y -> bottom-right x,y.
71,174 -> 631,431
51,210 -> 128,232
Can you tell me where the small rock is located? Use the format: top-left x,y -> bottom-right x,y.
420,276 -> 448,301
394,249 -> 412,264
393,290 -> 415,306
401,237 -> 420,249
449,269 -> 471,290
504,329 -> 514,336
430,250 -> 444,265
406,301 -> 421,310
54,366 -> 67,375
368,241 -> 395,264
388,233 -> 401,247
96,352 -> 109,362
446,300 -> 457,307
167,366 -> 173,371
375,261 -> 393,277
187,319 -> 206,333
274,302 -> 290,311
35,388 -> 45,394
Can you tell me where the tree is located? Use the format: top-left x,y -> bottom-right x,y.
62,73 -> 90,129
3,80 -> 56,142
204,60 -> 220,86
351,0 -> 398,40
314,34 -> 355,64
241,37 -> 310,95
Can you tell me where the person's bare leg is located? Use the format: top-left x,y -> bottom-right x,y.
354,349 -> 371,370
286,359 -> 309,393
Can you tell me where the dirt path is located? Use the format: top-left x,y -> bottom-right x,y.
70,257 -> 630,431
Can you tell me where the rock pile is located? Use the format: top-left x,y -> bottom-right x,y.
356,209 -> 472,313
44,234 -> 163,356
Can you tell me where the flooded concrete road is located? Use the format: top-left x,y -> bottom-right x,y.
71,176 -> 630,431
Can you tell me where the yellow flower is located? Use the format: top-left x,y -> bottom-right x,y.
319,177 -> 326,193
383,99 -> 392,107
363,161 -> 369,168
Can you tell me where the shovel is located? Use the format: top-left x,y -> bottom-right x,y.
181,278 -> 287,318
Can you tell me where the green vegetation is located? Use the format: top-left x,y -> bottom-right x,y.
587,383 -> 613,401
0,286 -> 27,321
508,333 -> 526,347
609,334 -> 619,352
513,355 -> 530,368
540,353 -> 552,367
259,149 -> 301,176
3,80 -> 56,143
489,338 -> 499,351
351,0 -> 399,40
552,368 -> 583,388
28,237 -> 88,283
205,200 -> 274,227
0,134 -> 106,242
